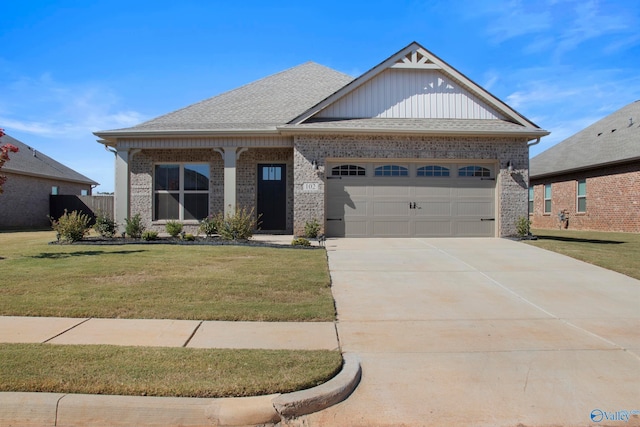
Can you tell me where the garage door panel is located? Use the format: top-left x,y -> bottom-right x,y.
373,201 -> 411,216
457,185 -> 494,197
414,219 -> 453,236
456,200 -> 494,217
373,220 -> 411,236
415,201 -> 451,216
372,184 -> 411,197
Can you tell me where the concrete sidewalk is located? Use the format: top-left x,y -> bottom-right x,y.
0,317 -> 339,350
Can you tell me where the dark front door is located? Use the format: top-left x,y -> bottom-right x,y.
257,164 -> 286,230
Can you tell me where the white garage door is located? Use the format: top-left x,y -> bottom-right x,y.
325,162 -> 496,237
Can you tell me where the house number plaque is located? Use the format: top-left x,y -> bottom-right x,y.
302,182 -> 320,192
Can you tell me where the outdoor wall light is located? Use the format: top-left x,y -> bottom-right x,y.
507,161 -> 514,174
312,159 -> 318,170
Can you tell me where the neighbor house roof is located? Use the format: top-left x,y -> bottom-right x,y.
530,100 -> 640,178
95,62 -> 354,140
1,134 -> 98,185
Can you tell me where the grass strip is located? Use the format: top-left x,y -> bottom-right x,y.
526,229 -> 640,280
0,231 -> 334,321
0,343 -> 343,398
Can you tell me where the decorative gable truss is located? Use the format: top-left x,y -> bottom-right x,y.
391,49 -> 441,69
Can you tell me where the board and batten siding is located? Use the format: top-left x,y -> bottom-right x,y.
317,69 -> 506,120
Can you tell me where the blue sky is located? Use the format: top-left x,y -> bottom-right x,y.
1,0 -> 639,193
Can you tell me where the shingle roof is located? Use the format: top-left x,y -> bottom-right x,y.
1,134 -> 98,185
530,100 -> 640,178
98,62 -> 353,135
279,118 -> 548,136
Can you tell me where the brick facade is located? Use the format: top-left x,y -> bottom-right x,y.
293,134 -> 530,237
530,162 -> 640,233
0,172 -> 92,229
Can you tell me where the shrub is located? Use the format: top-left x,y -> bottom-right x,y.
93,212 -> 117,238
304,218 -> 321,238
141,230 -> 159,241
199,215 -> 218,237
50,210 -> 91,243
291,237 -> 311,246
165,220 -> 183,238
182,233 -> 195,241
515,216 -> 531,238
125,214 -> 145,239
215,207 -> 259,241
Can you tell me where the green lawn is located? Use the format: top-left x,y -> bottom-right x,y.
526,229 -> 640,280
0,344 -> 342,398
0,230 -> 340,398
0,231 -> 335,321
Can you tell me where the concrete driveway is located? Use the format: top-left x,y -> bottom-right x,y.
297,238 -> 640,427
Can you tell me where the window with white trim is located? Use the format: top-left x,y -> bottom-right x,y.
374,165 -> 409,176
577,179 -> 586,213
154,163 -> 210,221
417,165 -> 450,177
528,186 -> 534,214
544,184 -> 552,214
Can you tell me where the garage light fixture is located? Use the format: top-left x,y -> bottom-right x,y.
507,161 -> 514,174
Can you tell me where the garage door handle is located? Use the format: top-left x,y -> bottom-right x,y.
326,176 -> 342,180
481,218 -> 495,221
481,178 -> 495,181
327,218 -> 343,221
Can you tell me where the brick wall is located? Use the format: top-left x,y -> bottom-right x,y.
0,172 -> 91,229
530,162 -> 640,233
294,134 -> 530,237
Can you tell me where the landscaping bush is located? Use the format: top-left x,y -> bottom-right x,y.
291,237 -> 311,246
125,214 -> 145,238
215,207 -> 259,241
182,233 -> 195,241
165,220 -> 183,238
199,215 -> 218,237
304,218 -> 321,239
50,210 -> 91,243
141,230 -> 159,241
93,212 -> 117,238
515,216 -> 531,238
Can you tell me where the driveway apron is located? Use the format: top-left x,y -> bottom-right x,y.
298,238 -> 640,427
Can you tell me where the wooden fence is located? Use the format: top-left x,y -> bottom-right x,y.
49,195 -> 114,225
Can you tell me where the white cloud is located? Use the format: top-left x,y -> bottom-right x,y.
0,73 -> 147,141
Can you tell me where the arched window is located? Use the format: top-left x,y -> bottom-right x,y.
417,165 -> 450,177
374,165 -> 409,177
458,166 -> 491,177
331,164 -> 366,176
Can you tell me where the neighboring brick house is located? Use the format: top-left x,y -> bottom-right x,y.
95,42 -> 548,238
0,134 -> 98,229
529,100 -> 640,233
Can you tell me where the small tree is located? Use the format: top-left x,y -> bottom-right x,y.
0,129 -> 19,194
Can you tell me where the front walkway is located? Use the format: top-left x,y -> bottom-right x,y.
298,238 -> 640,427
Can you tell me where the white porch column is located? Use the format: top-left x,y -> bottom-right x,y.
215,147 -> 247,216
114,148 -> 130,234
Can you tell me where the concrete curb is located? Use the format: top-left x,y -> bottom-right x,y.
273,352 -> 361,419
0,353 -> 361,426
